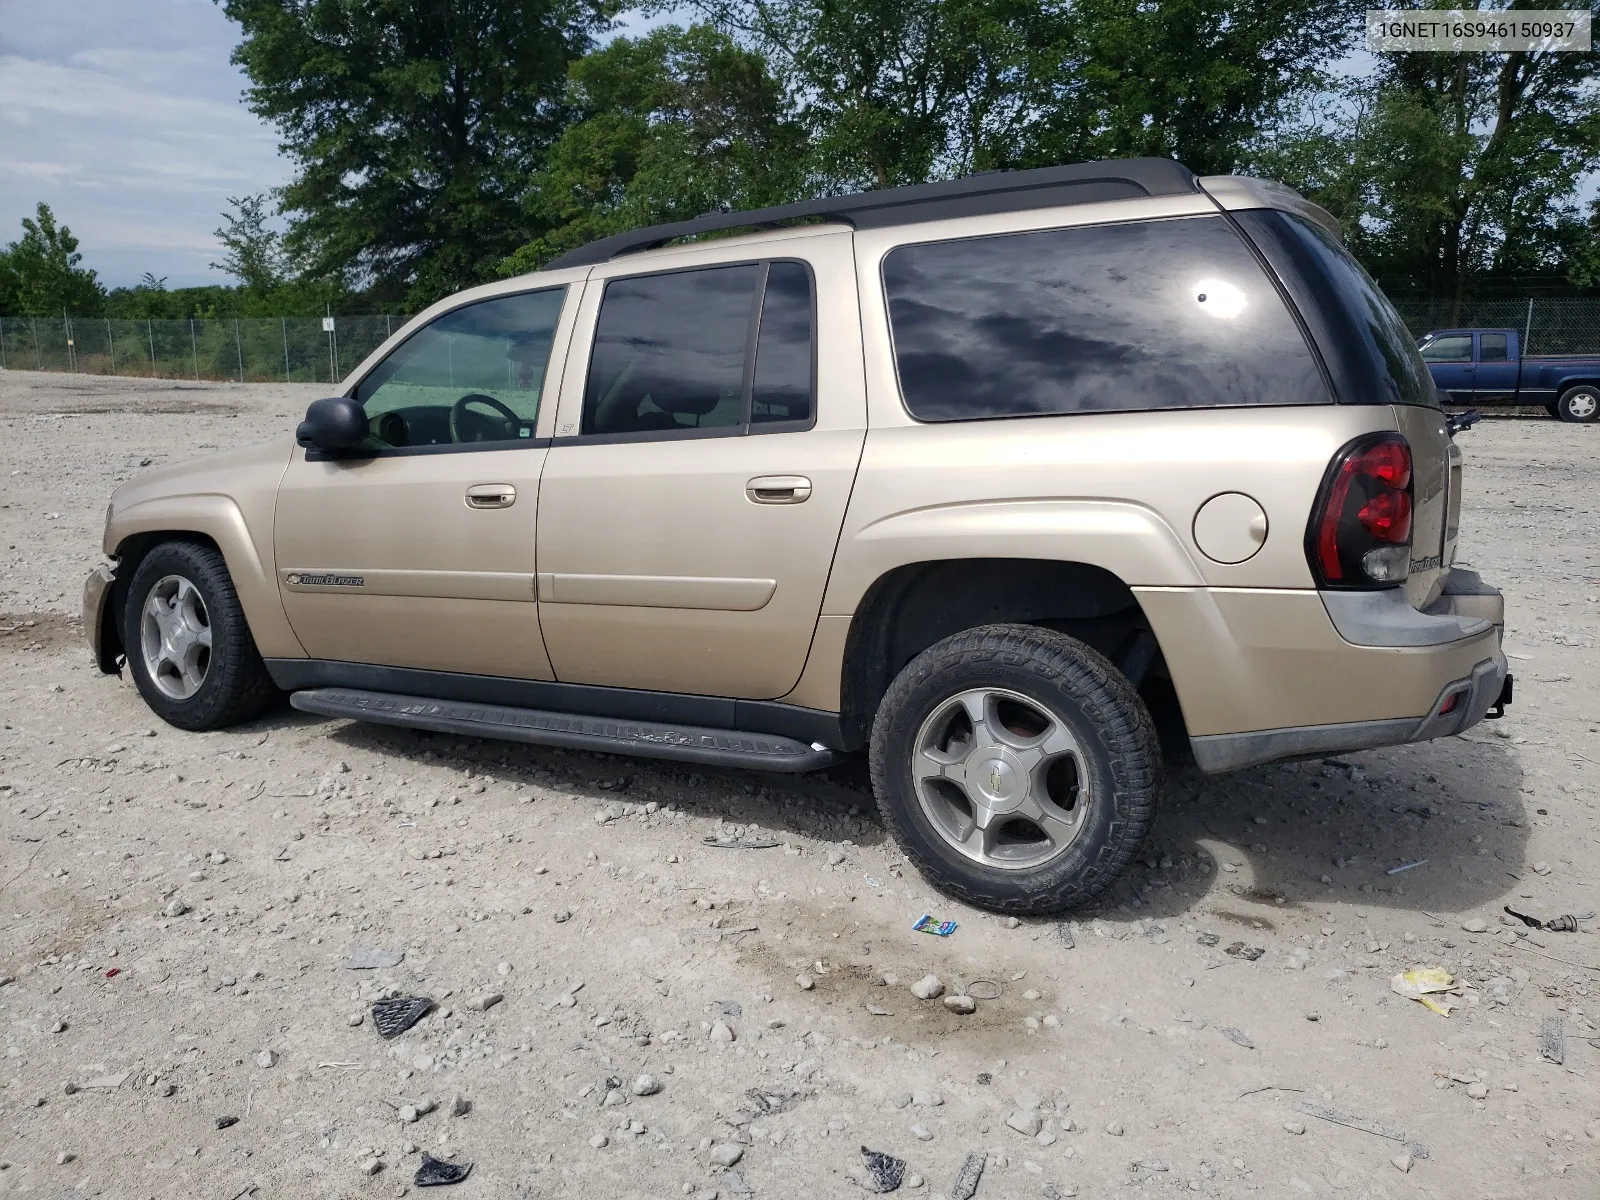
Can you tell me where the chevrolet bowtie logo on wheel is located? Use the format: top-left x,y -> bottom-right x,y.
288,572 -> 364,587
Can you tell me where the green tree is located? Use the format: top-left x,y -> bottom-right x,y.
3,203 -> 105,316
503,23 -> 809,272
1258,1 -> 1600,302
211,193 -> 286,291
0,246 -> 17,315
678,0 -> 1042,188
220,0 -> 612,310
1015,0 -> 1361,175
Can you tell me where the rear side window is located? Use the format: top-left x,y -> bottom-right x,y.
881,215 -> 1327,422
581,261 -> 815,438
1422,335 -> 1472,363
1235,210 -> 1439,408
1479,332 -> 1508,361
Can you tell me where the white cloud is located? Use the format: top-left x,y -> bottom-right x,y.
0,0 -> 289,289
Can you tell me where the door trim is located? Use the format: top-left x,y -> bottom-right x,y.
535,572 -> 777,610
279,567 -> 534,602
263,659 -> 846,749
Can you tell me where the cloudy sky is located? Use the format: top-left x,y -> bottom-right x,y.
0,0 -> 290,288
0,0 -> 668,290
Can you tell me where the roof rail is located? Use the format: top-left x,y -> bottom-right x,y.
543,157 -> 1198,270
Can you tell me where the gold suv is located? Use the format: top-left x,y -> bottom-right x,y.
84,160 -> 1510,914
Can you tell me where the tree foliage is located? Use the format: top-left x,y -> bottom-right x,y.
211,193 -> 287,292
1016,0 -> 1363,175
221,0 -> 612,309
503,23 -> 809,272
1256,1 -> 1600,299
0,203 -> 106,317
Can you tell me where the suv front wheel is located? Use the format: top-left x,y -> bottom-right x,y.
870,624 -> 1160,915
122,540 -> 278,731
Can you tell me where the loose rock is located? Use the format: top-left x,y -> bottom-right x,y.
910,975 -> 944,1000
709,1142 -> 744,1167
1005,1110 -> 1043,1137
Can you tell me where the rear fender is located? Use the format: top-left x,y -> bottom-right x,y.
822,499 -> 1204,615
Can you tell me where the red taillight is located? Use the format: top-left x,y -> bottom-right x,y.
1308,434 -> 1414,587
1358,488 -> 1412,543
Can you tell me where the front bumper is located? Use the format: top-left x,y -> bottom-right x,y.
84,561 -> 122,674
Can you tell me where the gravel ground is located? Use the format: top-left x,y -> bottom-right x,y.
1,368 -> 1596,1198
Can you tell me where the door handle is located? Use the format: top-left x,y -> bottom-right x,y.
746,475 -> 812,504
465,484 -> 516,509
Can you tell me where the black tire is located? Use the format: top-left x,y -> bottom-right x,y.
1555,384 -> 1599,423
869,623 -> 1160,915
122,540 -> 277,731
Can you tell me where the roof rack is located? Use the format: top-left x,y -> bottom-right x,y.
543,157 -> 1198,270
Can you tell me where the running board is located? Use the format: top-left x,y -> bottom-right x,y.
288,687 -> 839,774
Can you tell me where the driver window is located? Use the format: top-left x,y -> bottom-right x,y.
353,287 -> 566,449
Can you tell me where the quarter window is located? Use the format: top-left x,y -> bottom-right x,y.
354,288 -> 565,449
581,261 -> 815,438
882,215 -> 1327,422
1421,335 -> 1473,363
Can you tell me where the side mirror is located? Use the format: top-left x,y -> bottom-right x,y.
296,396 -> 368,451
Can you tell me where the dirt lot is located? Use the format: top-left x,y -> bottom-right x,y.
1,368 -> 1596,1199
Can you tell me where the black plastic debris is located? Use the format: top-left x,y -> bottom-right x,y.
372,995 -> 433,1039
415,1153 -> 472,1187
215,1115 -> 239,1130
1224,942 -> 1264,961
1504,906 -> 1588,933
975,1072 -> 992,1085
861,1146 -> 905,1193
949,1151 -> 986,1200
702,835 -> 781,850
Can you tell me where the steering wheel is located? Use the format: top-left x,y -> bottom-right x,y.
449,393 -> 522,443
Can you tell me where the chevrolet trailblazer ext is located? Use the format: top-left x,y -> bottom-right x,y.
84,160 -> 1510,914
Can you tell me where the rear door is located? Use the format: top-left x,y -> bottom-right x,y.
1420,333 -> 1475,401
1473,331 -> 1518,402
535,231 -> 866,699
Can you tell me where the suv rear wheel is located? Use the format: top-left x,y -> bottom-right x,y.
870,624 -> 1160,915
122,540 -> 277,731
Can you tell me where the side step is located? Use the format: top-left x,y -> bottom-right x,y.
288,687 -> 839,774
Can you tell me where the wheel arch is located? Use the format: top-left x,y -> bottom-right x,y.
836,557 -> 1181,751
106,495 -> 304,662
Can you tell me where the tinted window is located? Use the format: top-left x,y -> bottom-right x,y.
355,288 -> 564,448
881,215 -> 1326,422
1479,332 -> 1508,361
583,265 -> 760,435
1239,211 -> 1439,408
1422,335 -> 1473,363
751,262 -> 814,425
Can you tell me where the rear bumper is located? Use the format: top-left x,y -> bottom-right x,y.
83,561 -> 123,674
1191,653 -> 1508,772
1136,568 -> 1509,774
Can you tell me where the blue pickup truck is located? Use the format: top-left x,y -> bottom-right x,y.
1418,328 -> 1600,423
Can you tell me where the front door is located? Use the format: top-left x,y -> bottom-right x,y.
275,283 -> 579,680
536,235 -> 866,699
1420,332 -> 1475,402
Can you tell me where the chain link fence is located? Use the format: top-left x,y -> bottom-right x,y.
1389,297 -> 1600,356
2,298 -> 1597,383
0,315 -> 405,384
